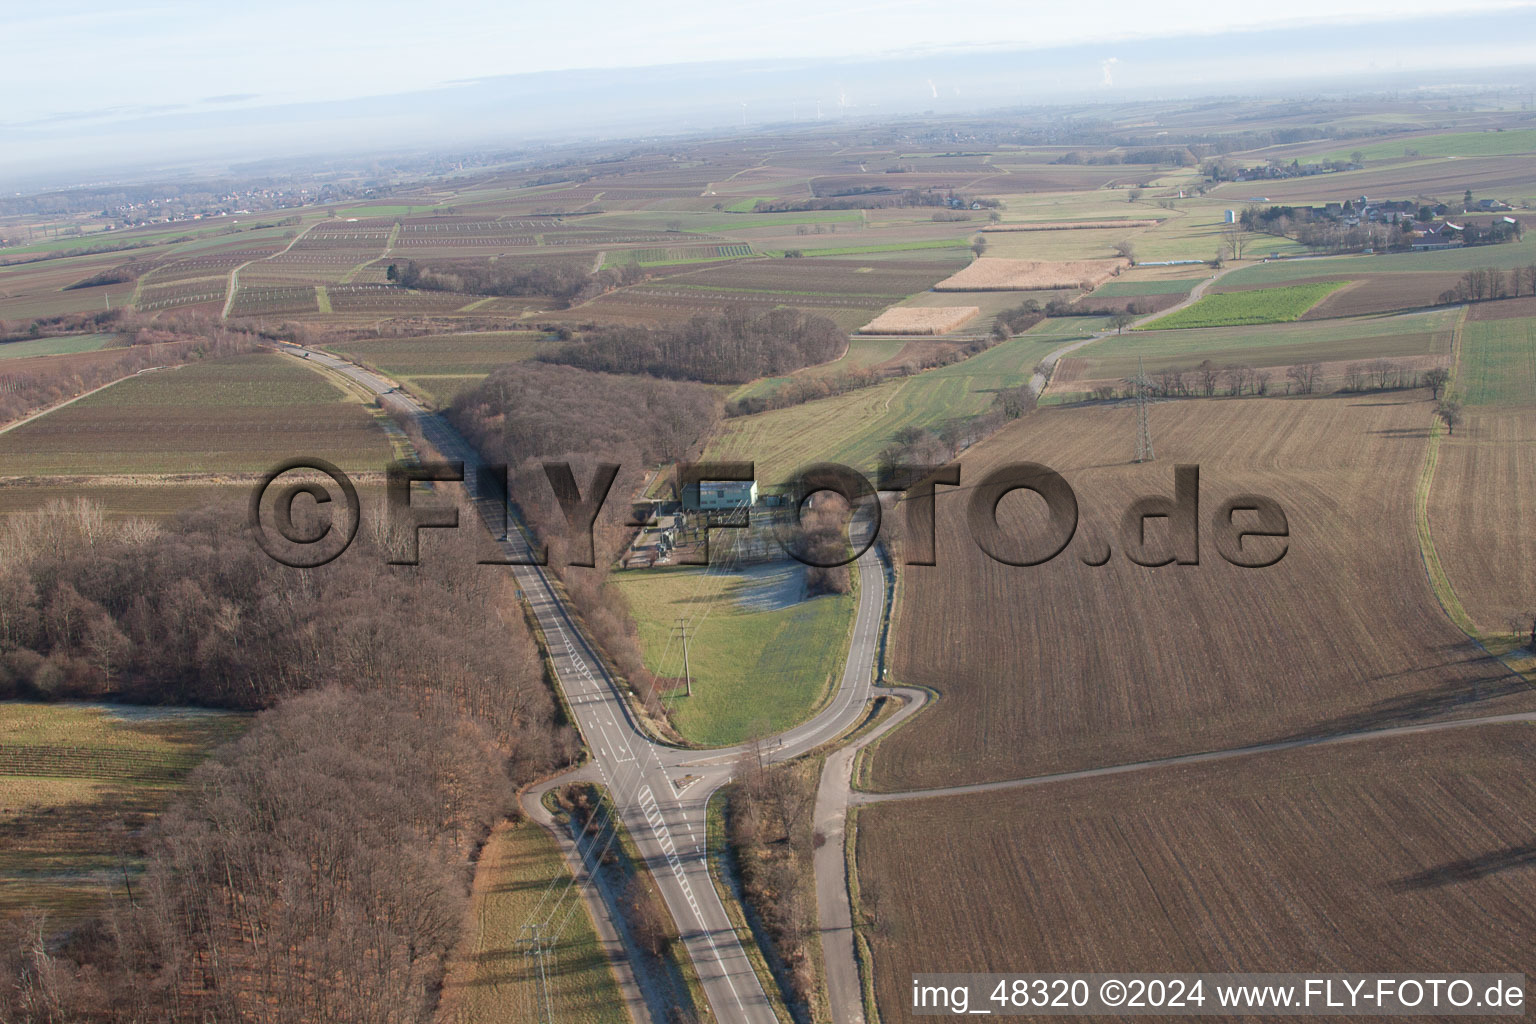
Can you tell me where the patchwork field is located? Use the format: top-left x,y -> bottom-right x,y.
616,564 -> 854,746
1211,155 -> 1536,202
871,395 -> 1535,791
1217,235 -> 1536,284
858,723 -> 1536,1022
0,702 -> 245,922
0,351 -> 396,475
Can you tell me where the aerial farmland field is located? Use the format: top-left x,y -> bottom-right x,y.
871,395 -> 1536,790
326,331 -> 554,404
0,333 -> 121,360
0,702 -> 246,922
0,351 -> 396,475
6,50 -> 1536,1024
858,723 -> 1536,1022
1423,305 -> 1536,637
708,331 -> 1043,483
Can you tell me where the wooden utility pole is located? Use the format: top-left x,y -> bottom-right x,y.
671,618 -> 693,697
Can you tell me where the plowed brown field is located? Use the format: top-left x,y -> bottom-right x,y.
858,722 -> 1536,1023
873,395 -> 1535,790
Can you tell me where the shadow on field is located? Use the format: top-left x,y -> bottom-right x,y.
1368,425 -> 1433,438
1279,659 -> 1531,740
1390,843 -> 1536,891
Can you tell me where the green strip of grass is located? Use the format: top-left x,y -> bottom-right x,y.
1455,315 -> 1536,407
0,333 -> 121,360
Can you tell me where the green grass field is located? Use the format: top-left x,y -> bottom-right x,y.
0,352 -> 397,475
730,337 -> 908,403
1315,129 -> 1536,164
724,197 -> 772,213
1061,308 -> 1459,383
435,819 -> 627,1024
1093,278 -> 1201,297
0,702 -> 245,923
1457,315 -> 1536,407
1025,316 -> 1116,338
616,565 -> 854,746
0,333 -> 122,360
1141,282 -> 1349,329
709,332 -> 1041,482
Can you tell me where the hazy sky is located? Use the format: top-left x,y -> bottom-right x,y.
9,0 -> 1535,126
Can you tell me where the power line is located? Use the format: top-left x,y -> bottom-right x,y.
1133,355 -> 1155,464
671,617 -> 694,698
519,922 -> 555,1024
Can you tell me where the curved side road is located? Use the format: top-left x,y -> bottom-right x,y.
813,687 -> 928,1024
855,710 -> 1536,806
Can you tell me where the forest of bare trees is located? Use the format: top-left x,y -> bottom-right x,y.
3,688 -> 513,1024
539,307 -> 845,385
0,498 -> 573,1023
726,757 -> 820,1016
0,499 -> 569,765
450,362 -> 722,720
391,257 -> 646,306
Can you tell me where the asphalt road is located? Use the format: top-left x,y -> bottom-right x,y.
283,343 -> 891,1024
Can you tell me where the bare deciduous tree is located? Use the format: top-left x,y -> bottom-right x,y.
1435,398 -> 1463,435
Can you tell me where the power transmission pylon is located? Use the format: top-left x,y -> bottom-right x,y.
521,923 -> 554,1024
671,618 -> 693,697
1133,356 -> 1155,463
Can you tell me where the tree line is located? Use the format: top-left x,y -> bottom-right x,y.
1081,358 -> 1445,402
540,306 -> 846,385
725,755 -> 821,1017
1437,265 -> 1536,305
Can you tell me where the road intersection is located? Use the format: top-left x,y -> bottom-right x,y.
284,342 -> 892,1023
